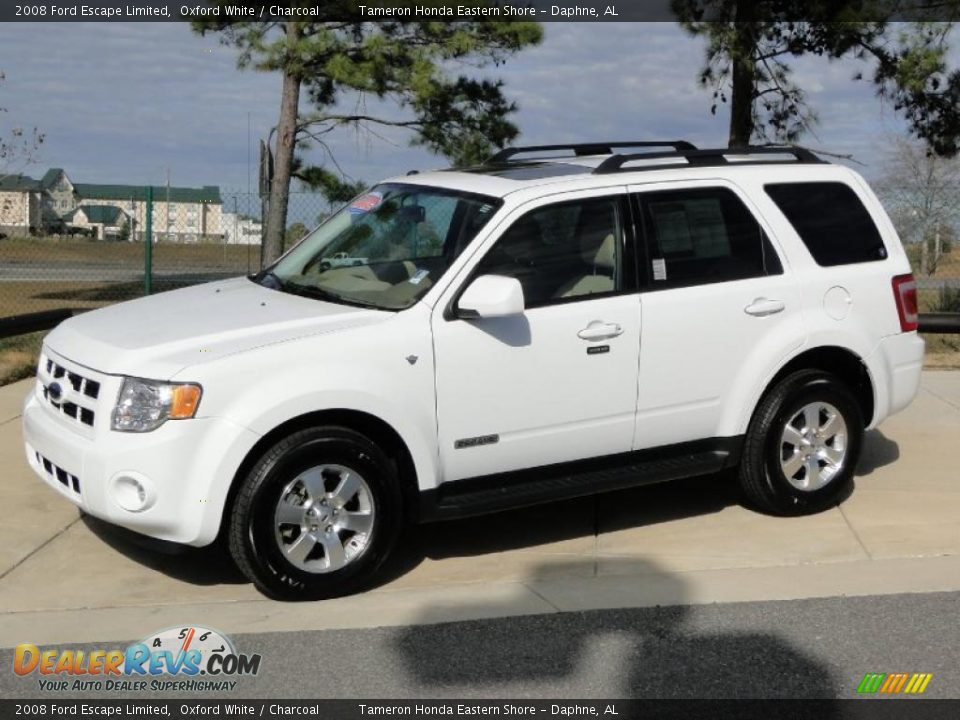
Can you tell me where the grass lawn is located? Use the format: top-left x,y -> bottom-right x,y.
1,235 -> 259,270
0,332 -> 43,387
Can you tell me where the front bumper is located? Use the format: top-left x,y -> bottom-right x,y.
22,380 -> 260,547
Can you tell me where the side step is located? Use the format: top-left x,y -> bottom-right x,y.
419,437 -> 742,522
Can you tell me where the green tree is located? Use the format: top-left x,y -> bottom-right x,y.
285,221 -> 308,249
672,2 -> 960,154
193,4 -> 542,265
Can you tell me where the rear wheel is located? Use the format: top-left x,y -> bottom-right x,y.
739,370 -> 864,515
228,426 -> 402,599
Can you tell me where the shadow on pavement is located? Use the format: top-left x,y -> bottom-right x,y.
80,515 -> 246,586
372,471 -> 739,587
856,429 -> 900,477
418,472 -> 736,559
393,556 -> 841,702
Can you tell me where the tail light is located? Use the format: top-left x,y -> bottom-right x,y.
892,273 -> 918,332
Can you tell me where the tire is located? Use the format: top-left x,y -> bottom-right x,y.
228,425 -> 403,600
739,370 -> 864,516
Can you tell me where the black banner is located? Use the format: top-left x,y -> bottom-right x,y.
3,700 -> 960,720
3,0 -> 960,24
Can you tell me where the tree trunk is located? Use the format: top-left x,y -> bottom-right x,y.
262,23 -> 302,267
727,22 -> 757,148
934,222 -> 942,271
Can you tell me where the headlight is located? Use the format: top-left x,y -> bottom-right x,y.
111,378 -> 202,433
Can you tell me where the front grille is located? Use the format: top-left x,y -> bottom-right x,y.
35,451 -> 81,495
39,355 -> 100,428
45,358 -> 100,399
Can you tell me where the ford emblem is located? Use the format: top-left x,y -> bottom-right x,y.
48,382 -> 63,402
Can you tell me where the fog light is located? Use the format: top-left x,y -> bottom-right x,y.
110,472 -> 155,513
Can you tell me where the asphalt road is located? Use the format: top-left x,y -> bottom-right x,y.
0,261 -> 239,283
2,590 -> 958,700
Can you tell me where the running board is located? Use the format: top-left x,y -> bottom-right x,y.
418,437 -> 743,522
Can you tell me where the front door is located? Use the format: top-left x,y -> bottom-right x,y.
431,190 -> 641,483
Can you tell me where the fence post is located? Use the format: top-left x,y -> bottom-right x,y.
144,186 -> 153,295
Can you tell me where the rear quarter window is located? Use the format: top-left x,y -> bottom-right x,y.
764,181 -> 888,266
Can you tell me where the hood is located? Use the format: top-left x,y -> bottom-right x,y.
45,277 -> 390,379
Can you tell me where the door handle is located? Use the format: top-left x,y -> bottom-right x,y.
744,298 -> 786,317
578,321 -> 624,341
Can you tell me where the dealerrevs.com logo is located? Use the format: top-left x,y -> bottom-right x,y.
13,626 -> 262,693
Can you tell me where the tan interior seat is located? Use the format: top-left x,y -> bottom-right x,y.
554,231 -> 617,298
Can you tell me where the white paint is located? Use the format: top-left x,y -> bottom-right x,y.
21,157 -> 925,555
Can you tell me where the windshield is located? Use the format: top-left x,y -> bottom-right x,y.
259,183 -> 502,310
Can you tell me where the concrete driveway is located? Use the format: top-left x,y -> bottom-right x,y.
1,372 -> 959,648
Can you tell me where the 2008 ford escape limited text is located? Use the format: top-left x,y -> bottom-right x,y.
23,142 -> 925,599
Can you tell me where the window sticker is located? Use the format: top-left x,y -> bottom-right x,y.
652,258 -> 667,281
348,192 -> 383,215
409,268 -> 430,285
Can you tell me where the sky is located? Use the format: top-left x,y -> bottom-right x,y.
0,21 -> 953,211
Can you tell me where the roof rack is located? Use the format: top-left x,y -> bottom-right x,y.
593,145 -> 824,175
486,140 -> 697,164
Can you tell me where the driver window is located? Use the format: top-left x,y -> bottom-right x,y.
475,197 -> 622,308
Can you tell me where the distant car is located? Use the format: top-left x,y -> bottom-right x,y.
319,252 -> 368,270
23,141 -> 924,600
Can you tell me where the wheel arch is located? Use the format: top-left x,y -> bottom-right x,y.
221,409 -> 422,541
751,346 -> 876,432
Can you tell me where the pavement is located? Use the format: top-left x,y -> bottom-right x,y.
1,372 -> 959,651
2,592 -> 958,699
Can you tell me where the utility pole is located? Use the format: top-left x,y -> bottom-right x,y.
145,186 -> 153,295
165,167 -> 171,242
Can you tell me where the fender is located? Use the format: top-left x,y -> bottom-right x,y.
173,308 -> 443,542
721,332 -> 882,439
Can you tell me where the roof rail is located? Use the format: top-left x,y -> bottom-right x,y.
486,140 -> 697,165
593,145 -> 824,175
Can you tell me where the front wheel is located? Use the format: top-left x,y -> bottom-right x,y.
228,426 -> 402,599
739,370 -> 864,515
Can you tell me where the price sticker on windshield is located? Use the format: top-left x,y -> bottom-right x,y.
349,192 -> 383,215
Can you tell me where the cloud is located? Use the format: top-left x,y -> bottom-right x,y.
0,20 -> 945,193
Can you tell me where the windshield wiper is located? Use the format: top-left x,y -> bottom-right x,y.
255,270 -> 286,291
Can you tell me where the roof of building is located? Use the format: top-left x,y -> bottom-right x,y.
40,168 -> 66,190
0,174 -> 40,192
1,168 -> 222,204
71,204 -> 126,225
73,183 -> 221,204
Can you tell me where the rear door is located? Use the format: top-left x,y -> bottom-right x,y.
629,181 -> 804,449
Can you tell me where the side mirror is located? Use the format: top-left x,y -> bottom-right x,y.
457,275 -> 525,319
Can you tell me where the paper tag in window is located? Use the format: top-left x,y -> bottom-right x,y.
652,258 -> 667,281
348,192 -> 382,215
409,268 -> 429,285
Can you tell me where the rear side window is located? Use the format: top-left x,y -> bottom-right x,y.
765,182 -> 887,266
637,187 -> 782,289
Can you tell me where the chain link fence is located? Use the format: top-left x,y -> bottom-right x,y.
910,241 -> 960,315
2,183 -> 959,380
0,189 -> 263,319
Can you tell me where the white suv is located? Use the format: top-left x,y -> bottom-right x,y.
22,142 -> 925,598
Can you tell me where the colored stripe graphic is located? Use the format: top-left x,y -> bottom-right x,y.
857,673 -> 886,694
905,674 -> 933,694
858,672 -> 932,695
